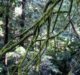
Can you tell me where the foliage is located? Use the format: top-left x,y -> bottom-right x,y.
0,0 -> 80,75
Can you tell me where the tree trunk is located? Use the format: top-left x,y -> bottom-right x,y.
4,9 -> 9,44
3,1 -> 9,75
20,0 -> 26,46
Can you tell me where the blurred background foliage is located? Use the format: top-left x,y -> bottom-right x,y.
0,0 -> 80,75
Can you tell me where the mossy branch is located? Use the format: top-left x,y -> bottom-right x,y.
0,0 -> 61,58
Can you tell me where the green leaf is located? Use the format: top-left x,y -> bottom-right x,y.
68,70 -> 73,75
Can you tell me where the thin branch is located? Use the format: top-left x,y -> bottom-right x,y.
0,33 -> 34,57
52,0 -> 63,32
70,20 -> 80,39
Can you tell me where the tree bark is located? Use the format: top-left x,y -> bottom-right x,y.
20,0 -> 26,46
3,1 -> 9,75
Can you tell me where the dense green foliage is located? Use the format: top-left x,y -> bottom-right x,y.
0,0 -> 80,75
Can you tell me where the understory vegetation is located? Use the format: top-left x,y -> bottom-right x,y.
0,0 -> 80,75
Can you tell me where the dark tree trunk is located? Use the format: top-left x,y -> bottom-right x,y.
20,0 -> 26,46
3,1 -> 9,75
59,60 -> 71,75
4,10 -> 9,44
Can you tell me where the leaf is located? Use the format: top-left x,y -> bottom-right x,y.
68,70 -> 73,75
